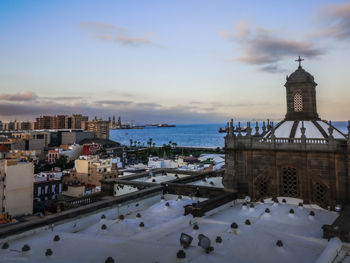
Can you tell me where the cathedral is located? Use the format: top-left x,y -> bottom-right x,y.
223,57 -> 350,208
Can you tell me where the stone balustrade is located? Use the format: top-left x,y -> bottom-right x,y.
226,134 -> 347,152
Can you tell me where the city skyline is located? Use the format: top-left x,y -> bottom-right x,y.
1,0 -> 350,123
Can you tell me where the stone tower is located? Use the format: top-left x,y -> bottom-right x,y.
285,56 -> 319,120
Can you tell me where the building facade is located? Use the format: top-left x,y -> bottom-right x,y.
0,159 -> 34,216
224,61 -> 350,208
47,149 -> 59,163
35,114 -> 88,130
34,172 -> 63,202
86,119 -> 110,139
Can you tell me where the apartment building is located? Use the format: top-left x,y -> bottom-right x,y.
0,159 -> 34,216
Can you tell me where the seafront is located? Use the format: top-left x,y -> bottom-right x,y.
110,122 -> 349,148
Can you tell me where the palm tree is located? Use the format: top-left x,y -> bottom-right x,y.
152,142 -> 156,148
147,138 -> 153,148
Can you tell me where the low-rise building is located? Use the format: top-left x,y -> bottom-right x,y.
68,155 -> 119,186
48,149 -> 59,163
8,150 -> 41,163
34,171 -> 63,203
198,153 -> 225,170
82,143 -> 102,155
147,156 -> 178,169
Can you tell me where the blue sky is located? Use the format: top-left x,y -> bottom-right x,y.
0,0 -> 349,123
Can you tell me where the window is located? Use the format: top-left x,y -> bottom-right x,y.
255,176 -> 270,198
314,182 -> 327,207
293,92 -> 303,112
282,167 -> 298,197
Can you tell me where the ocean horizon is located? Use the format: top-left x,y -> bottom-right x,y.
110,121 -> 349,148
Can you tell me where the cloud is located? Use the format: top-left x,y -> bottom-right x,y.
314,3 -> 350,40
81,21 -> 155,47
0,92 -> 38,101
259,65 -> 286,73
221,21 -> 324,72
96,100 -> 133,105
0,92 -> 232,124
0,100 -> 227,124
41,96 -> 86,101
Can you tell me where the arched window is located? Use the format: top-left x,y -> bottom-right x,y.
282,167 -> 298,197
293,92 -> 303,112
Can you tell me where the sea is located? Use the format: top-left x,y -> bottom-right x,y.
109,121 -> 349,148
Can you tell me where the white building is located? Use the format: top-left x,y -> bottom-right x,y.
147,156 -> 178,169
59,144 -> 83,160
111,157 -> 123,169
198,153 -> 225,170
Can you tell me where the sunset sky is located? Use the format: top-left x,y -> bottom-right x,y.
1,0 -> 349,123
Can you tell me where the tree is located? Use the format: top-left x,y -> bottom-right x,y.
130,139 -> 133,147
147,138 -> 153,148
55,155 -> 68,170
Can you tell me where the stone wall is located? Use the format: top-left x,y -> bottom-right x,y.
224,144 -> 350,207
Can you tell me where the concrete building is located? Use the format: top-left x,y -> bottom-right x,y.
0,121 -> 34,131
69,155 -> 118,186
35,114 -> 88,130
35,115 -> 54,129
54,115 -> 67,129
224,59 -> 350,208
86,119 -> 110,139
20,121 -> 35,130
13,131 -> 51,146
71,114 -> 88,129
75,156 -> 113,174
61,131 -> 94,145
8,150 -> 40,163
0,159 -> 34,216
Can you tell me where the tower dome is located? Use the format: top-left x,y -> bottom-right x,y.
287,67 -> 316,84
284,56 -> 319,121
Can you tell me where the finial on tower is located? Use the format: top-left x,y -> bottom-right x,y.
295,56 -> 304,69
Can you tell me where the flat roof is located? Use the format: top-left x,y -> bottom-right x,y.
0,196 -> 338,263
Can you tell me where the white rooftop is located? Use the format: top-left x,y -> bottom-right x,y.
0,196 -> 342,263
265,120 -> 346,139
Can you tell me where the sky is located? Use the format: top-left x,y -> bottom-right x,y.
0,0 -> 349,124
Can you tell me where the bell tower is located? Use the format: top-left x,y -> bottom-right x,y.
285,56 -> 319,120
